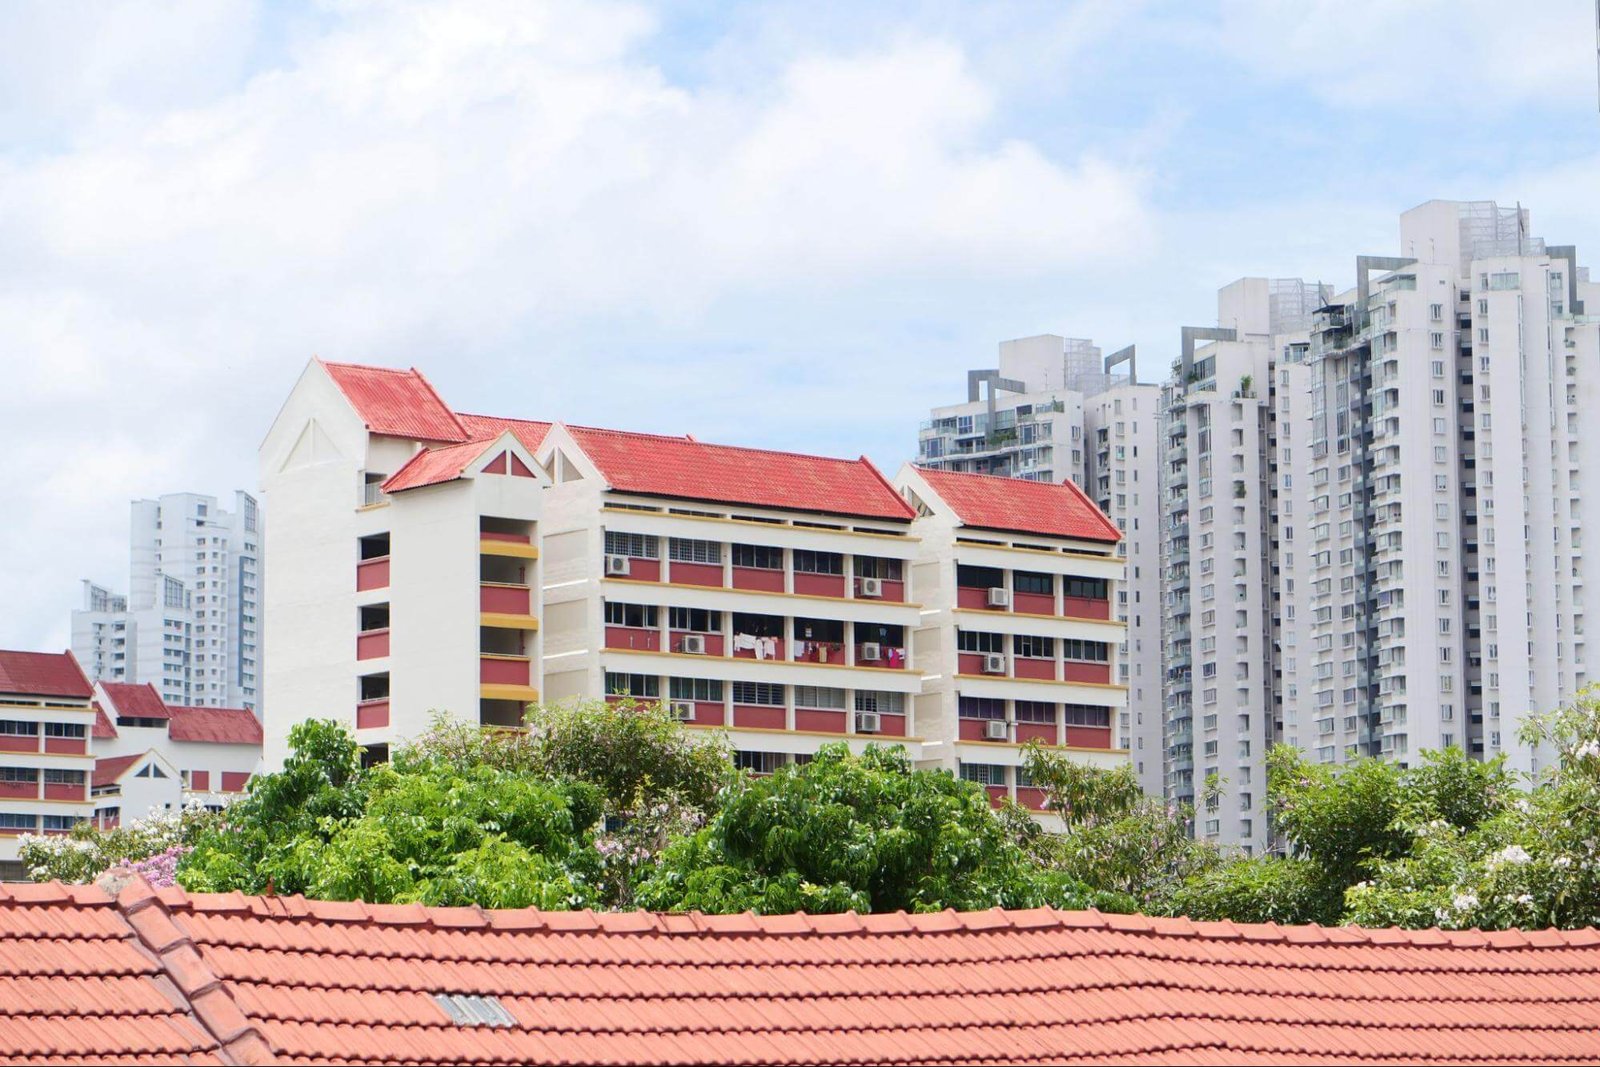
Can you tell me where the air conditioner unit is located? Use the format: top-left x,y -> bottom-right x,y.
605,555 -> 631,576
982,652 -> 1007,674
987,587 -> 1011,608
855,711 -> 882,734
669,701 -> 695,721
859,576 -> 883,598
983,719 -> 1009,741
680,633 -> 707,655
859,642 -> 882,662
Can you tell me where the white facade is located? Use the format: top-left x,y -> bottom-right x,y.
73,491 -> 263,710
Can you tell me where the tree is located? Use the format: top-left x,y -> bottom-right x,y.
1002,744 -> 1221,913
18,802 -> 221,887
634,743 -> 1128,915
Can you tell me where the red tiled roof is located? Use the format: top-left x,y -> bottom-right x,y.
566,424 -> 915,521
8,882 -> 1600,1065
457,412 -> 554,454
380,439 -> 496,493
0,649 -> 91,700
92,753 -> 145,788
165,705 -> 263,745
91,701 -> 118,739
913,466 -> 1122,543
320,360 -> 469,443
98,681 -> 170,721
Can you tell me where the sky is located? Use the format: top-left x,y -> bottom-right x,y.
2,0 -> 1599,652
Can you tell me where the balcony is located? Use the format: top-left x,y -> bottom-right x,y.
1013,657 -> 1056,681
854,643 -> 907,669
1062,596 -> 1112,621
793,572 -> 847,598
480,655 -> 532,687
1014,591 -> 1054,615
794,705 -> 848,733
957,585 -> 1005,611
480,582 -> 532,615
732,703 -> 786,730
670,630 -> 725,656
356,628 -> 390,660
356,699 -> 390,730
670,561 -> 724,588
732,565 -> 784,593
605,626 -> 662,652
356,557 -> 390,592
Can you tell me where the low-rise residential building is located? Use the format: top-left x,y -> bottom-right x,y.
0,650 -> 96,879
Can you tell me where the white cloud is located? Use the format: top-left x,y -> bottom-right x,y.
0,0 -> 1150,650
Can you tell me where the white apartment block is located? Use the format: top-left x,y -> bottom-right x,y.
73,491 -> 263,710
260,360 -> 1131,799
0,650 -> 96,879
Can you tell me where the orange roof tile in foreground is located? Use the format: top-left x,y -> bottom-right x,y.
0,649 -> 92,700
566,424 -> 916,522
319,360 -> 469,443
6,879 -> 1600,1065
914,465 -> 1123,543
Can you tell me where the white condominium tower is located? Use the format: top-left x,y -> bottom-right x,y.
917,335 -> 1166,796
1162,200 -> 1600,854
72,492 -> 263,711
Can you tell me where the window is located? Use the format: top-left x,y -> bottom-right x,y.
42,815 -> 84,831
604,672 -> 659,697
41,769 -> 84,785
0,720 -> 38,736
853,556 -> 904,580
0,813 -> 39,830
604,531 -> 658,559
604,602 -> 658,628
0,767 -> 38,783
43,722 -> 86,739
1014,634 -> 1054,659
958,696 -> 1005,720
855,690 -> 905,715
668,538 -> 721,564
1013,571 -> 1052,595
794,685 -> 846,709
734,751 -> 787,774
1014,701 -> 1055,723
1063,577 -> 1108,599
669,677 -> 722,702
731,543 -> 782,569
1064,704 -> 1110,727
959,763 -> 1006,786
957,630 -> 1005,653
668,606 -> 720,632
956,564 -> 1004,588
1062,639 -> 1109,663
793,549 -> 843,575
134,763 -> 168,779
731,681 -> 784,706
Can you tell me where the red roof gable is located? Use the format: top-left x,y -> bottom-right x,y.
98,681 -> 170,720
320,360 -> 468,443
165,705 -> 263,745
566,424 -> 914,521
0,649 -> 91,699
457,412 -> 554,454
91,701 -> 118,739
7,882 -> 1600,1065
91,753 -> 145,788
914,466 -> 1122,543
380,439 -> 496,493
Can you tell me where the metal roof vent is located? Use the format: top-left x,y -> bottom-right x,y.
433,993 -> 517,1028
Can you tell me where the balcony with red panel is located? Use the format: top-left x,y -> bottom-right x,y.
480,655 -> 532,687
1063,661 -> 1113,685
732,703 -> 785,730
612,556 -> 661,582
0,777 -> 37,800
44,735 -> 87,755
480,583 -> 532,615
793,571 -> 846,598
356,699 -> 390,729
957,651 -> 1002,676
44,781 -> 86,802
853,558 -> 906,603
732,565 -> 784,593
220,772 -> 251,792
1062,595 -> 1112,620
1013,657 -> 1056,681
1014,591 -> 1054,615
190,770 -> 210,792
0,731 -> 38,754
1013,722 -> 1057,745
680,701 -> 726,727
1065,725 -> 1115,749
956,585 -> 1006,610
355,557 -> 389,591
794,705 -> 848,733
853,644 -> 907,669
605,626 -> 662,652
867,713 -> 908,737
984,785 -> 1008,807
669,630 -> 724,656
356,628 -> 390,660
669,561 -> 723,588
731,613 -> 784,662
1015,786 -> 1049,811
481,529 -> 532,545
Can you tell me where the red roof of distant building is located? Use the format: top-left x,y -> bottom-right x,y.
320,360 -> 469,442
98,681 -> 170,721
91,701 -> 118,739
91,753 -> 145,788
165,705 -> 263,745
566,424 -> 915,521
457,412 -> 554,454
6,882 -> 1600,1065
0,649 -> 92,699
914,466 -> 1122,543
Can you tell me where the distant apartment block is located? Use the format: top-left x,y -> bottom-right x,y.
73,491 -> 263,710
0,650 -> 96,879
260,360 -> 1130,806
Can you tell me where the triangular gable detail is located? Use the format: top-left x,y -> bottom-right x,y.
509,453 -> 535,478
279,418 -> 343,473
484,451 -> 510,475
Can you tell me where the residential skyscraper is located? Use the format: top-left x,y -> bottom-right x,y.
73,492 -> 263,711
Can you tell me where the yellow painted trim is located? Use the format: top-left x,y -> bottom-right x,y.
479,580 -> 532,590
0,750 -> 97,761
480,539 -> 540,559
355,501 -> 391,512
481,683 -> 541,702
481,613 -> 540,631
602,577 -> 923,611
0,797 -> 97,807
955,673 -> 1128,692
602,646 -> 920,676
0,702 -> 93,713
600,505 -> 919,543
952,607 -> 1123,628
956,738 -> 1130,756
954,538 -> 1119,563
480,653 -> 532,663
684,723 -> 927,743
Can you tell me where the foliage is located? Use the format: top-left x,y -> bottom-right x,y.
1005,745 -> 1221,913
635,743 -> 1129,915
1168,857 -> 1340,925
18,802 -> 222,885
